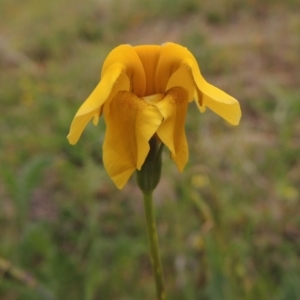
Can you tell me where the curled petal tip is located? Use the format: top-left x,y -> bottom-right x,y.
67,134 -> 77,145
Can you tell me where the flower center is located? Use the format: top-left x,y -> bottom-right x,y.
142,94 -> 164,105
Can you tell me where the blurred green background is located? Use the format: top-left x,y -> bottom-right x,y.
0,0 -> 300,299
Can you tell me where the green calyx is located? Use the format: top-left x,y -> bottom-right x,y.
136,137 -> 163,193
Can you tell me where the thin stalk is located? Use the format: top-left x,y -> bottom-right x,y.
143,191 -> 166,300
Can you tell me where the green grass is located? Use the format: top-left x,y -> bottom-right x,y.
1,0 -> 300,299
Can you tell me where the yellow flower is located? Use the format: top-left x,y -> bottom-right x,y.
67,43 -> 241,189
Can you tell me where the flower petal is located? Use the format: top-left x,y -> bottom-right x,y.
155,43 -> 195,102
187,64 -> 242,125
134,45 -> 161,96
162,66 -> 194,104
103,92 -> 163,189
159,42 -> 241,125
102,45 -> 146,97
67,64 -> 130,145
155,87 -> 189,172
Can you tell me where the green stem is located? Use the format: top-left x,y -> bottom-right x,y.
143,191 -> 166,300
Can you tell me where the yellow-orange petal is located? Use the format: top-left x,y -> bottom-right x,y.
187,63 -> 241,125
67,64 -> 130,145
102,45 -> 146,97
155,87 -> 189,172
102,91 -> 163,189
134,45 -> 162,96
166,65 -> 195,102
159,42 -> 241,125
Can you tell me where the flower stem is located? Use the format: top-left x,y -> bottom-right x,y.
143,191 -> 166,300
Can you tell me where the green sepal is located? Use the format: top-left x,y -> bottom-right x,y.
136,137 -> 163,193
